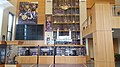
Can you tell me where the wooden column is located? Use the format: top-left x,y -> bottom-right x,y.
80,0 -> 87,45
92,3 -> 115,67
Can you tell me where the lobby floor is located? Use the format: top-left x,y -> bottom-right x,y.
22,64 -> 86,67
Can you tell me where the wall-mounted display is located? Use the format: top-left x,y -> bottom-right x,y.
45,15 -> 52,32
18,2 -> 38,24
15,24 -> 44,40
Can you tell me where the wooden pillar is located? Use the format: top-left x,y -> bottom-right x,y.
79,0 -> 87,45
92,3 -> 115,67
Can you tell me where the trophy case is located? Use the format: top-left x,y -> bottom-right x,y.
52,0 -> 80,45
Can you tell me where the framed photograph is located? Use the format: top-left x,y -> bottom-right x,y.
45,15 -> 52,32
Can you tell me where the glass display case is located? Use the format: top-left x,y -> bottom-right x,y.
40,46 -> 54,56
18,46 -> 38,56
56,46 -> 86,56
17,46 -> 86,56
0,44 -> 7,64
17,45 -> 86,64
6,45 -> 18,64
52,0 -> 80,45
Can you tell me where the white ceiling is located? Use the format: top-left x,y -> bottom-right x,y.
0,1 -> 14,8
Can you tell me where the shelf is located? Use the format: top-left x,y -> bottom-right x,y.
53,14 -> 79,16
39,44 -> 85,47
53,6 -> 79,9
53,30 -> 80,32
53,22 -> 79,24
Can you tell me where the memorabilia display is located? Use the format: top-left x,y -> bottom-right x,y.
45,15 -> 52,32
18,46 -> 86,56
52,0 -> 80,45
18,2 -> 38,24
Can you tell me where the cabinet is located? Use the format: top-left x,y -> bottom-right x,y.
16,45 -> 86,64
17,45 -> 86,56
52,0 -> 80,45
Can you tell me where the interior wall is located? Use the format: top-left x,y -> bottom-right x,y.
0,6 -> 4,40
1,6 -> 16,41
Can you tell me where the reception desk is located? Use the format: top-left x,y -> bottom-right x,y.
16,56 -> 86,64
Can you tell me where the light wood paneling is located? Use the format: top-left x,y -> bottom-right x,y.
39,56 -> 53,64
6,41 -> 23,45
16,56 -> 37,64
92,3 -> 115,67
22,40 -> 44,45
87,8 -> 91,16
16,56 -> 86,64
86,0 -> 115,8
112,16 -> 120,28
55,56 -> 86,64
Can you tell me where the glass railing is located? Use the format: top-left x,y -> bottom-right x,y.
112,5 -> 120,16
82,16 -> 92,30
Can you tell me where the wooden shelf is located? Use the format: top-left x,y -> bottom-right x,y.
53,6 -> 79,9
53,29 -> 80,32
53,14 -> 79,16
53,22 -> 79,24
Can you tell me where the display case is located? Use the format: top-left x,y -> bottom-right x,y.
16,45 -> 86,64
52,0 -> 80,45
18,45 -> 85,56
18,46 -> 38,56
0,44 -> 7,64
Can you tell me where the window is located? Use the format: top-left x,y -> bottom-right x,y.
7,12 -> 14,41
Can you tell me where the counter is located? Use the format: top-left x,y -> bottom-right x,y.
16,56 -> 86,64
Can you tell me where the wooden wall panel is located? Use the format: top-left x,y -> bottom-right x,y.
112,17 -> 120,28
87,8 -> 91,16
92,3 -> 115,67
113,38 -> 119,54
95,3 -> 112,30
16,56 -> 86,64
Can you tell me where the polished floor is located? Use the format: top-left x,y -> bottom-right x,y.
21,61 -> 120,67
22,64 -> 86,67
